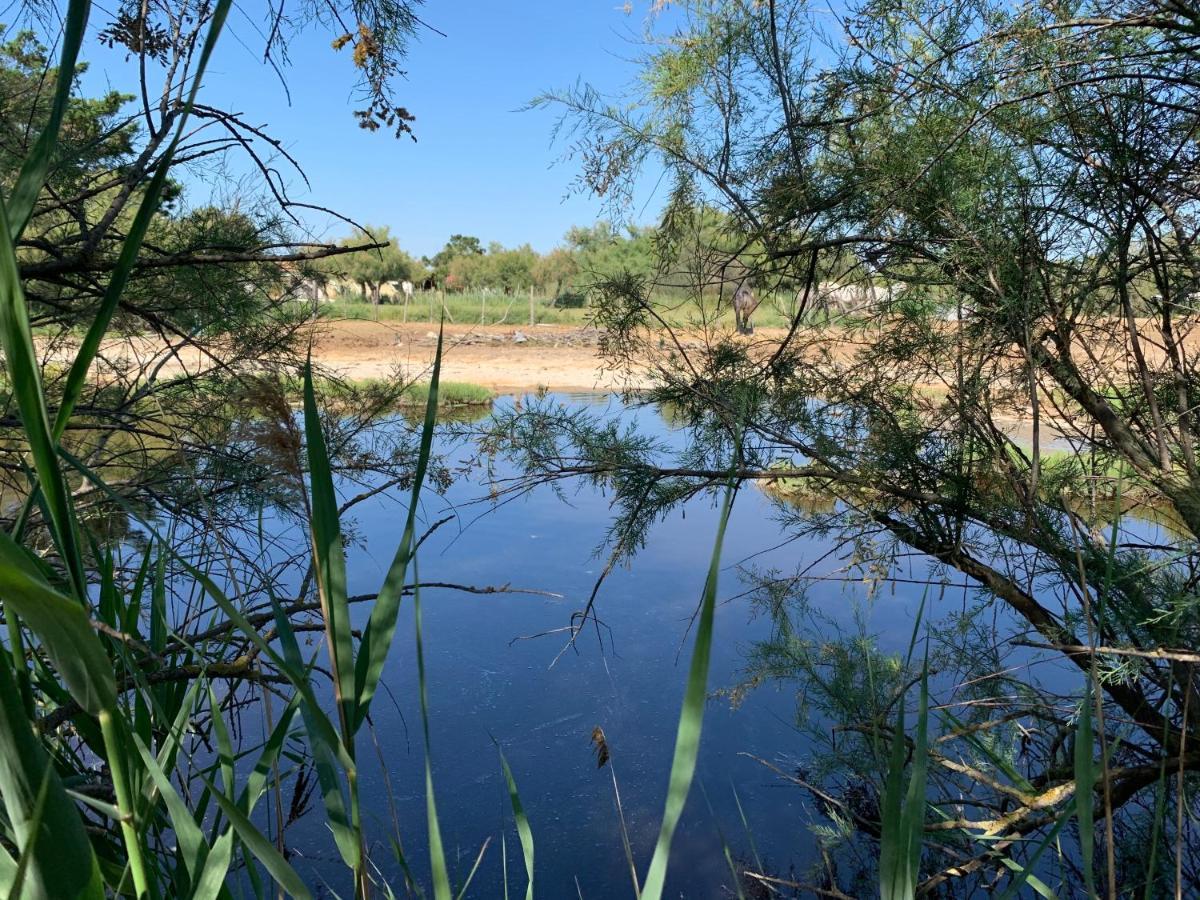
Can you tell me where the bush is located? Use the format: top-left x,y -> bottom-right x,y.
553,290 -> 587,309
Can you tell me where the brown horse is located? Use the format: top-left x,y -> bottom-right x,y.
733,281 -> 761,334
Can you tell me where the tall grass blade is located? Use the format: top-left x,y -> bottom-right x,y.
879,686 -> 907,897
191,833 -> 236,900
497,745 -> 534,900
639,479 -> 737,900
302,359 -> 358,737
455,839 -> 491,900
200,771 -> 314,900
133,733 -> 212,888
880,661 -> 929,900
8,768 -> 52,900
1075,682 -> 1096,898
207,688 -> 237,797
999,856 -> 1061,899
731,783 -> 763,874
387,836 -> 425,900
353,327 -> 444,732
413,566 -> 452,900
6,0 -> 89,239
239,692 -> 303,812
902,667 -> 929,888
502,833 -> 509,900
269,598 -> 361,870
0,530 -> 116,715
997,811 -> 1071,900
194,695 -> 301,900
0,193 -> 86,597
0,850 -> 17,897
700,782 -> 746,900
0,651 -> 104,900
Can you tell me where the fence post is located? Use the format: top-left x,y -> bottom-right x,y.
482,292 -> 486,325
529,284 -> 534,326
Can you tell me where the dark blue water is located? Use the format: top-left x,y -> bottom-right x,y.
272,393 -> 930,897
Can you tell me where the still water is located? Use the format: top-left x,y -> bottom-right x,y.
281,392 -> 928,896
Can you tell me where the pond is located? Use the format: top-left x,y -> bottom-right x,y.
276,392 -> 931,896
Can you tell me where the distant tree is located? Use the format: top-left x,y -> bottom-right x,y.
429,233 -> 485,283
446,250 -> 491,291
534,247 -> 580,296
566,222 -> 656,282
489,242 -> 537,294
324,226 -> 415,306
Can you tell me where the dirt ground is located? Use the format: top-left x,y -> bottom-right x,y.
69,318 -> 1197,444
301,319 -> 1101,447
307,319 -> 882,391
309,320 -> 646,391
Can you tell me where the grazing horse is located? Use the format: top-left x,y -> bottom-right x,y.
816,282 -> 901,320
733,281 -> 761,334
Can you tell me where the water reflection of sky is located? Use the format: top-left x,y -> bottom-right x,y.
275,392 -> 933,896
137,390 -> 1178,894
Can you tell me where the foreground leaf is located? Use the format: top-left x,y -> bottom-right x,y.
640,478 -> 736,899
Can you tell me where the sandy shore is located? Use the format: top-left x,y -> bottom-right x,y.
310,320 -> 649,392
57,319 -> 1159,449
307,321 -> 1087,448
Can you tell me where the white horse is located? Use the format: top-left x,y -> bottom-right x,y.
733,281 -> 761,334
399,280 -> 415,321
816,282 -> 902,319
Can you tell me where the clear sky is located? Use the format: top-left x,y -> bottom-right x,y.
81,1 -> 665,258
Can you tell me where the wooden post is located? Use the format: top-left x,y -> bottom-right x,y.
481,292 -> 486,325
529,284 -> 534,326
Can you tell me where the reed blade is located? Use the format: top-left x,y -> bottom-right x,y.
200,772 -> 314,900
639,479 -> 736,900
880,661 -> 929,900
302,359 -> 358,739
0,530 -> 116,716
5,0 -> 89,239
353,326 -> 444,732
413,566 -> 452,900
498,746 -> 534,900
1075,682 -> 1096,897
0,651 -> 103,900
0,193 -> 86,597
133,733 -> 212,887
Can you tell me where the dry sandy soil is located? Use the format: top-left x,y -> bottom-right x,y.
67,318 -> 1197,440
307,319 -> 880,391
310,320 -> 646,391
309,316 -> 1195,393
304,318 -> 1188,448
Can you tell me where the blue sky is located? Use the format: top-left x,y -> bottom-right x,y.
81,1 -> 666,258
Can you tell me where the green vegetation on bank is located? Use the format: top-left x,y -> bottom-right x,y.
320,291 -> 823,329
276,373 -> 494,408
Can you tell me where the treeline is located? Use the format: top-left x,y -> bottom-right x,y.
315,222 -> 658,303
316,208 -> 907,316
